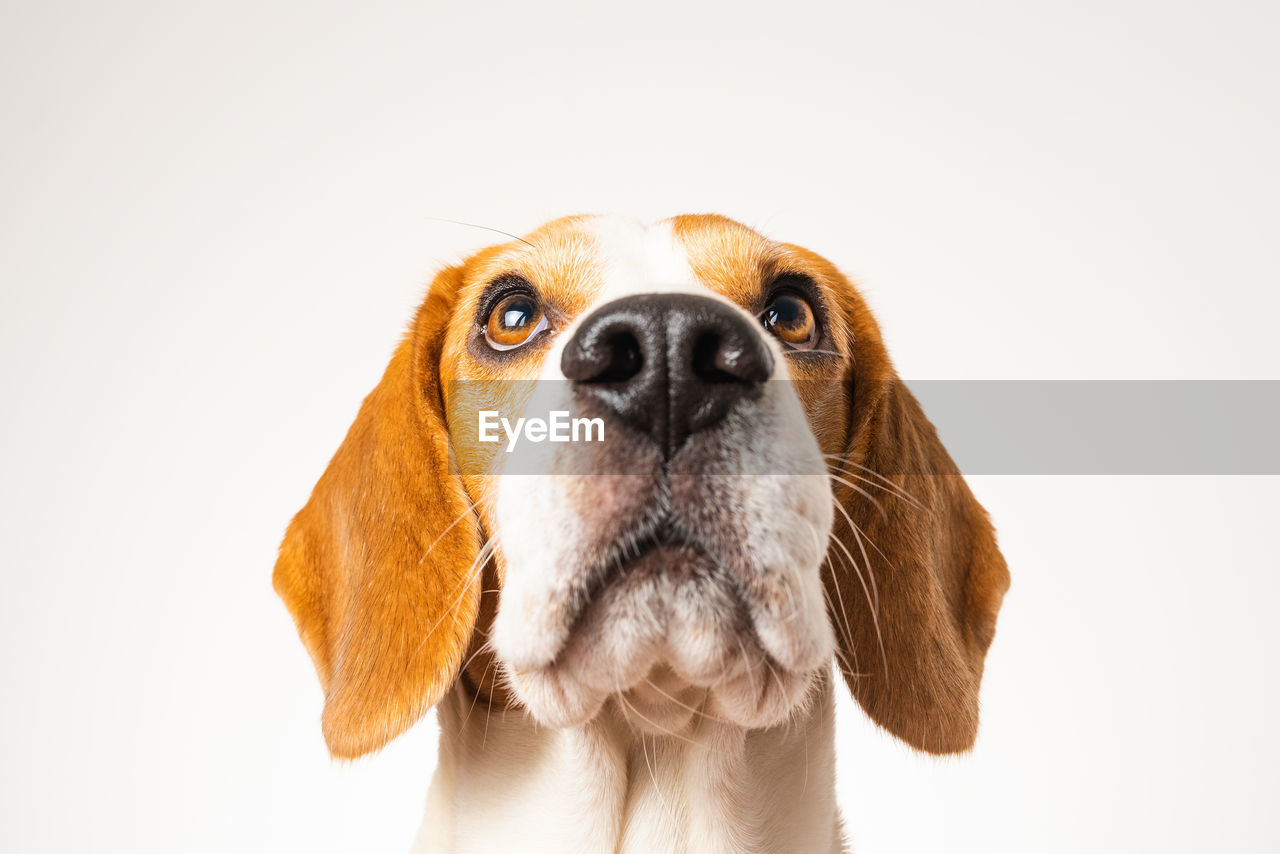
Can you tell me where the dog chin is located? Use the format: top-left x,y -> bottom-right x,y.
499,546 -> 831,732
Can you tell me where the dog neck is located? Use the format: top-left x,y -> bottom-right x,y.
411,670 -> 844,854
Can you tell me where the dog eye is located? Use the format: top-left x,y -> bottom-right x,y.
761,292 -> 817,349
485,293 -> 547,351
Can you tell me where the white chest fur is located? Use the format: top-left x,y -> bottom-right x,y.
412,672 -> 844,854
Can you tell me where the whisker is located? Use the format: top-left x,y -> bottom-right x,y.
483,661 -> 510,749
801,716 -> 809,796
760,655 -> 784,709
402,491 -> 500,669
828,500 -> 879,616
406,536 -> 495,665
734,635 -> 760,702
425,216 -> 537,249
827,498 -> 889,680
826,472 -> 888,522
619,692 -> 702,748
614,685 -> 691,849
461,649 -> 495,732
822,455 -> 923,509
415,506 -> 478,567
459,638 -> 495,686
823,555 -> 872,679
825,474 -> 900,582
641,677 -> 732,727
842,507 -> 897,570
822,556 -> 860,669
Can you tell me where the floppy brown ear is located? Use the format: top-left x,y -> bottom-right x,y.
825,360 -> 1010,754
273,266 -> 481,759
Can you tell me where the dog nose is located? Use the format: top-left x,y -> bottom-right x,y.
561,293 -> 773,456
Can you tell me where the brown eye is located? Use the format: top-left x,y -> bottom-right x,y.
761,292 -> 817,348
484,293 -> 547,351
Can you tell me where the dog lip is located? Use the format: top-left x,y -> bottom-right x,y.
637,515 -> 681,550
610,514 -> 695,566
566,514 -> 704,619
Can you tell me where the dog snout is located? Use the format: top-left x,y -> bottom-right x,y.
560,294 -> 773,456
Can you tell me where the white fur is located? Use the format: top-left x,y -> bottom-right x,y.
422,217 -> 843,852
412,673 -> 844,854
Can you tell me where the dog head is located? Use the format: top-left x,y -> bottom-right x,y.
274,214 -> 1009,758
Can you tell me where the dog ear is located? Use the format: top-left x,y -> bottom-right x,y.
824,351 -> 1010,754
273,266 -> 481,759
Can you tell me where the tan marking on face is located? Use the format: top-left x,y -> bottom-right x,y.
669,214 -> 861,456
436,216 -> 614,540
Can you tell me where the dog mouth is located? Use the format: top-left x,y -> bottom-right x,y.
512,535 -> 821,731
613,513 -> 688,560
585,512 -> 704,594
492,497 -> 837,731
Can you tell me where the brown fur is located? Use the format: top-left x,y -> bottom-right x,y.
828,352 -> 1009,753
273,267 -> 483,758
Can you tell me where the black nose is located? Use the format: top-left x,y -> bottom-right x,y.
561,293 -> 774,456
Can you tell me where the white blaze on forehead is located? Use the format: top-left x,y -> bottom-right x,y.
540,216 -> 786,382
538,216 -> 707,382
590,216 -> 704,301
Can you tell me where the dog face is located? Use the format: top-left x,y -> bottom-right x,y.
274,214 -> 1009,759
445,216 -> 844,733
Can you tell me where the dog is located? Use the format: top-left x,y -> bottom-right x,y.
274,214 -> 1010,853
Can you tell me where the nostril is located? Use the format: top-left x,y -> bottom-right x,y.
691,331 -> 771,384
585,332 -> 644,384
691,333 -> 742,383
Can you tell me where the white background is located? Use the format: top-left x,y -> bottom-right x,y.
2,1 -> 1278,851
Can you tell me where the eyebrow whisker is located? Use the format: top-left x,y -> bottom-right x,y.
426,216 -> 537,249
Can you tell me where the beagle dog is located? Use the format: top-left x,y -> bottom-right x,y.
274,214 -> 1010,853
